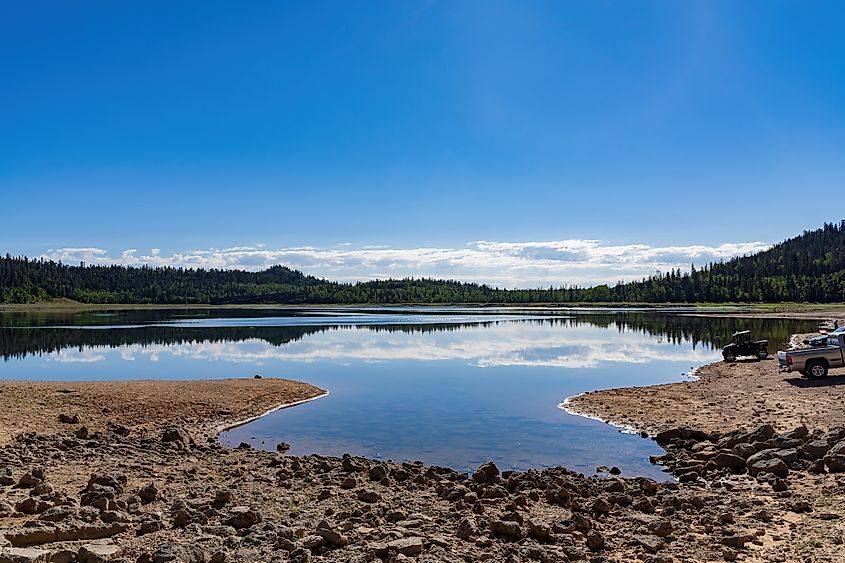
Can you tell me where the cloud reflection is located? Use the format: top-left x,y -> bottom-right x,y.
47,322 -> 716,369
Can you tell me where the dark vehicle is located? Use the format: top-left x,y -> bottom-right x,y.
722,331 -> 769,362
803,326 -> 845,347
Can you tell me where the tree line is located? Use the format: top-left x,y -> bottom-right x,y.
2,222 -> 844,304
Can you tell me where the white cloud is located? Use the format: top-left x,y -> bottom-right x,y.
39,238 -> 769,288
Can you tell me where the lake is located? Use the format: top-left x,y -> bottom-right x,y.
0,307 -> 816,480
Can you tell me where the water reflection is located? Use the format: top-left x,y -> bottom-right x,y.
0,311 -> 809,363
42,323 -> 716,370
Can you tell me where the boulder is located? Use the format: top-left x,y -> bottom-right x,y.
77,545 -> 122,563
357,490 -> 380,503
0,548 -> 51,563
490,519 -> 522,539
824,454 -> 845,473
828,441 -> 845,456
803,440 -> 831,460
315,521 -> 348,547
472,461 -> 499,484
368,465 -> 387,482
586,530 -> 605,551
713,453 -> 747,470
161,426 -> 190,446
224,507 -> 261,529
58,413 -> 80,424
387,537 -> 424,556
748,457 -> 788,477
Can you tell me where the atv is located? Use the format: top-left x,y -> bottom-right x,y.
722,331 -> 769,362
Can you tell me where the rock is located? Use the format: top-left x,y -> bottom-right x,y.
457,517 -> 476,539
774,448 -> 799,464
138,518 -> 165,536
829,441 -> 845,456
31,483 -> 53,496
786,425 -> 809,439
18,468 -> 45,487
677,470 -> 699,483
161,426 -> 190,446
16,498 -> 52,515
108,424 -> 130,437
0,501 -> 13,517
387,537 -> 424,556
822,428 -> 845,445
276,442 -> 291,452
302,535 -> 325,549
38,505 -> 76,522
50,550 -> 75,563
655,427 -> 708,443
490,518 -> 522,540
0,467 -> 14,486
747,457 -> 788,477
526,518 -> 551,541
0,548 -> 51,563
224,506 -> 261,529
368,465 -> 387,482
74,427 -> 90,439
713,453 -> 747,470
4,523 -> 128,548
357,490 -> 380,503
472,461 -> 500,484
770,478 -> 788,492
144,543 -> 205,563
824,454 -> 845,473
77,545 -> 121,563
804,440 -> 831,459
636,534 -> 664,553
586,530 -> 605,551
341,455 -> 364,473
315,521 -> 348,546
58,413 -> 80,424
648,518 -> 674,538
138,483 -> 159,504
100,510 -> 130,524
213,489 -> 233,507
732,443 -> 757,459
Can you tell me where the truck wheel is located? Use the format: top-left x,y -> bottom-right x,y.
723,352 -> 736,362
807,361 -> 828,379
756,349 -> 768,360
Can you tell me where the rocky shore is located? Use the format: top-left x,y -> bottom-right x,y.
3,417 -> 843,563
2,348 -> 845,562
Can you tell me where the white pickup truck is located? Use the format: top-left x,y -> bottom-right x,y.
778,333 -> 845,378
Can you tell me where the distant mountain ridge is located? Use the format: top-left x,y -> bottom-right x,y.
2,222 -> 844,304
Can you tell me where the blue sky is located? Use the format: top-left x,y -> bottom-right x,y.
2,1 -> 843,286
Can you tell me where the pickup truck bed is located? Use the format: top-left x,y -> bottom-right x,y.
778,333 -> 845,378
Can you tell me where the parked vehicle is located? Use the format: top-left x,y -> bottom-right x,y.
778,333 -> 845,378
722,331 -> 769,362
804,326 -> 845,347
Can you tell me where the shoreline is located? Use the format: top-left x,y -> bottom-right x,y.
3,299 -> 845,316
215,390 -> 330,434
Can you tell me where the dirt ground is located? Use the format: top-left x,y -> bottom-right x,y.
565,334 -> 845,437
0,378 -> 325,445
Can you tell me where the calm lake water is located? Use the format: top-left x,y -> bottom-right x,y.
0,307 -> 816,480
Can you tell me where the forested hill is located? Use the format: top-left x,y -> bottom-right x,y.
2,222 -> 844,304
